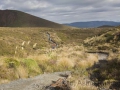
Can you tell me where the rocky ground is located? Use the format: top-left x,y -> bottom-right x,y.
0,71 -> 71,90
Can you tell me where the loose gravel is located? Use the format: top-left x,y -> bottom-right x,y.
0,71 -> 71,90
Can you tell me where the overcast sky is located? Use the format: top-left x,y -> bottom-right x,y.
0,0 -> 120,23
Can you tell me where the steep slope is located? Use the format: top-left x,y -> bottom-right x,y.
0,10 -> 67,28
84,27 -> 120,52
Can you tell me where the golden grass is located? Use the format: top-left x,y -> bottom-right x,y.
86,54 -> 98,66
84,28 -> 120,53
1,27 -> 119,89
0,80 -> 9,84
17,65 -> 28,78
68,76 -> 97,90
0,57 -> 6,66
27,54 -> 50,61
27,45 -> 98,73
57,57 -> 74,71
0,44 -> 99,86
0,27 -> 109,56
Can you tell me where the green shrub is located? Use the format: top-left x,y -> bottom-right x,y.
104,34 -> 114,42
5,58 -> 20,69
22,59 -> 42,76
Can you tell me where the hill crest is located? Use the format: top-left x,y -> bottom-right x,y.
0,9 -> 67,28
64,21 -> 120,28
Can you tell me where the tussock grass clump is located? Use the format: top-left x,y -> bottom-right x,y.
17,65 -> 28,78
56,57 -> 74,71
30,54 -> 54,73
0,57 -> 43,82
5,58 -> 20,68
22,59 -> 42,77
29,45 -> 98,74
0,58 -> 20,81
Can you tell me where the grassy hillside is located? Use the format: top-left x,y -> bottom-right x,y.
84,27 -> 120,53
0,27 -> 109,56
0,10 -> 69,28
83,27 -> 120,89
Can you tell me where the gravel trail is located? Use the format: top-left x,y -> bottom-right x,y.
0,71 -> 71,90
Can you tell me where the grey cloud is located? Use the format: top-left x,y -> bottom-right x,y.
0,0 -> 120,23
0,0 -> 50,11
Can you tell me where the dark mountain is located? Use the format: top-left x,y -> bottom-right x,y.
0,10 -> 68,28
98,25 -> 114,28
64,21 -> 120,28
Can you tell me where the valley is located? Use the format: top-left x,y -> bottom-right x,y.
0,26 -> 120,89
0,9 -> 120,90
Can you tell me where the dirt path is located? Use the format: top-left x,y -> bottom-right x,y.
0,71 -> 71,90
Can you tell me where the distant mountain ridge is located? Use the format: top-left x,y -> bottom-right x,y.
0,10 -> 68,28
64,21 -> 120,28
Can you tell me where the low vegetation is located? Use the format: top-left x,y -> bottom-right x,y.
88,58 -> 120,89
0,45 -> 98,86
84,28 -> 120,53
83,27 -> 120,89
0,27 -> 108,56
1,27 -> 120,89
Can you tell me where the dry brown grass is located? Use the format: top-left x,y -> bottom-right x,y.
57,57 -> 74,71
0,44 -> 99,86
68,76 -> 97,90
28,45 -> 98,73
17,65 -> 28,78
0,27 -> 109,56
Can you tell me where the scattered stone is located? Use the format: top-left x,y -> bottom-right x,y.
45,78 -> 71,90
